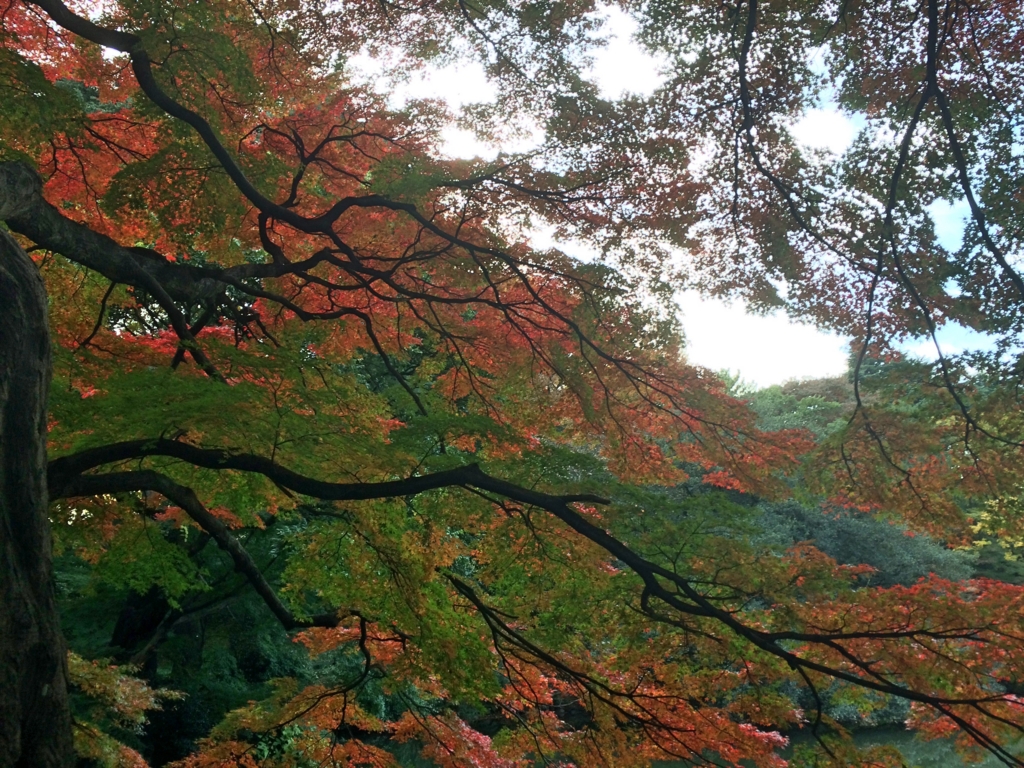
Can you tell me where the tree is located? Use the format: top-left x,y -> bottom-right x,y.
606,0 -> 1024,527
1,0 -> 1024,766
0,182 -> 73,767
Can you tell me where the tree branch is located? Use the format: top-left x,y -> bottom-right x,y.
55,469 -> 347,630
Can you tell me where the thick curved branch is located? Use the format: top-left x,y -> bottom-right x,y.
0,26 -> 746,449
0,162 -> 225,377
28,0 -> 310,230
0,163 -> 419,397
0,161 -> 296,306
1,158 -> 650,427
48,439 -> 1019,696
48,438 -> 603,504
29,0 -> 438,236
54,469 -> 346,630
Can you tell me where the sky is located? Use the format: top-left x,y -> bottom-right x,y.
348,6 -> 974,389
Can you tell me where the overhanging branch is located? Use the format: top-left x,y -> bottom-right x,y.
55,469 -> 348,630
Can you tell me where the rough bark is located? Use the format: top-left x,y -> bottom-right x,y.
0,222 -> 74,766
0,162 -> 224,304
0,162 -> 313,306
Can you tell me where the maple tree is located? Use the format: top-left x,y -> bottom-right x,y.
1,0 -> 1024,767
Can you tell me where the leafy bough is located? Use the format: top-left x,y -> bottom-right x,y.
49,437 -> 1024,765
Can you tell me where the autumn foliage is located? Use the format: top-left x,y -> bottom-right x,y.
1,0 -> 1024,766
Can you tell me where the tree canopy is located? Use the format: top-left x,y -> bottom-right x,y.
1,0 -> 1023,766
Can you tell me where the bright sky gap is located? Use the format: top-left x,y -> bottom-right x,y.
348,6 -> 985,388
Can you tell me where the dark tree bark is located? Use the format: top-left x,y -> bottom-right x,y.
0,189 -> 74,764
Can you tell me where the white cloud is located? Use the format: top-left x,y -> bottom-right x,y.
347,52 -> 493,111
927,198 -> 970,251
347,53 -> 542,159
790,108 -> 861,154
677,292 -> 850,387
527,225 -> 600,264
585,5 -> 667,99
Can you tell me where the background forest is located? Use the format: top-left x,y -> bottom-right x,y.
1,0 -> 1024,767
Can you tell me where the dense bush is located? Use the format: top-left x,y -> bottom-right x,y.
752,500 -> 976,587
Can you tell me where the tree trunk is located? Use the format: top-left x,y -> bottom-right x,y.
0,224 -> 74,766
